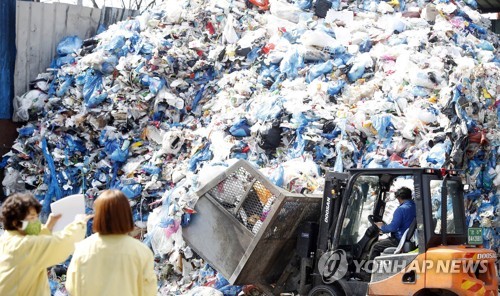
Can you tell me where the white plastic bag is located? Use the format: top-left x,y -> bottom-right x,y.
223,14 -> 239,44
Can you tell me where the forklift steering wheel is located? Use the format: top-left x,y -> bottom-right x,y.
368,215 -> 387,228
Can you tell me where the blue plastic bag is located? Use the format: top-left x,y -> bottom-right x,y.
82,70 -> 103,103
139,42 -> 154,55
109,140 -> 130,163
270,165 -> 284,187
229,118 -> 251,137
120,19 -> 141,32
306,60 -> 334,83
258,64 -> 280,86
280,49 -> 304,79
254,97 -> 284,121
159,216 -> 177,229
196,265 -> 216,286
290,133 -> 306,158
230,150 -> 247,159
41,138 -> 64,215
247,47 -> 261,62
291,112 -> 310,131
98,55 -> 119,75
333,53 -> 351,66
282,29 -> 306,44
426,141 -> 451,168
371,114 -> 392,139
476,40 -> 494,51
141,76 -> 166,95
142,163 -> 161,175
120,182 -> 143,199
476,168 -> 494,191
56,75 -> 74,97
18,125 -> 35,137
63,135 -> 86,153
55,55 -> 75,68
347,61 -> 365,82
219,285 -> 242,296
464,189 -> 482,202
181,213 -> 191,227
366,159 -> 385,168
331,0 -> 340,10
133,208 -> 149,222
327,80 -> 346,96
0,156 -> 9,169
295,0 -> 313,10
87,93 -> 108,108
96,24 -> 107,34
467,22 -> 487,35
411,86 -> 430,97
56,36 -> 83,56
104,35 -> 126,55
213,273 -> 230,289
359,38 -> 372,52
387,161 -> 404,168
188,143 -> 213,172
191,85 -> 206,111
463,0 -> 478,9
315,145 -> 335,162
270,74 -> 285,92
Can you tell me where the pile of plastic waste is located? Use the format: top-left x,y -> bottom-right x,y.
2,0 -> 499,294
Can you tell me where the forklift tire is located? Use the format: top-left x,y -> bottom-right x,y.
308,285 -> 343,296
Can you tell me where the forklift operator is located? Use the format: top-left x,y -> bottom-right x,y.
369,187 -> 416,260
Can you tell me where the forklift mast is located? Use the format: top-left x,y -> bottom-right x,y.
317,172 -> 348,254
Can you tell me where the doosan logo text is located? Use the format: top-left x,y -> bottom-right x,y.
476,253 -> 497,260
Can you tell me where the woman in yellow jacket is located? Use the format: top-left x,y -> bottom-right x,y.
0,192 -> 90,296
66,189 -> 158,296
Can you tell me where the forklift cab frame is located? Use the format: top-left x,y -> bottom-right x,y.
324,168 -> 467,255
307,168 -> 482,296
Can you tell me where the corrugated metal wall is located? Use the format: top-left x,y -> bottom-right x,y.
14,2 -> 137,98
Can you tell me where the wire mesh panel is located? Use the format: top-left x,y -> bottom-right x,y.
263,198 -> 322,240
206,166 -> 278,234
207,168 -> 249,209
183,160 -> 322,286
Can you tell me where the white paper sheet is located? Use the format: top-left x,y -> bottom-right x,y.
50,194 -> 85,232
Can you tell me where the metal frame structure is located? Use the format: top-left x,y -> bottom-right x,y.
183,160 -> 322,287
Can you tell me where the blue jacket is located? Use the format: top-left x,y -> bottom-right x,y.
381,200 -> 416,240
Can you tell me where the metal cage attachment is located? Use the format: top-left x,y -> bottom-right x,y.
183,160 -> 322,286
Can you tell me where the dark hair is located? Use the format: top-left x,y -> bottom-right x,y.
396,187 -> 412,200
93,190 -> 134,235
1,192 -> 42,230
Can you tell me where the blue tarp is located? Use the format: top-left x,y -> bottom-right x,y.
0,0 -> 16,119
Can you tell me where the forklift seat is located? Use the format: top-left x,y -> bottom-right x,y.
381,219 -> 417,255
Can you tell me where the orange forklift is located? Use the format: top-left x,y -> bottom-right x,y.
305,167 -> 498,296
183,161 -> 498,296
